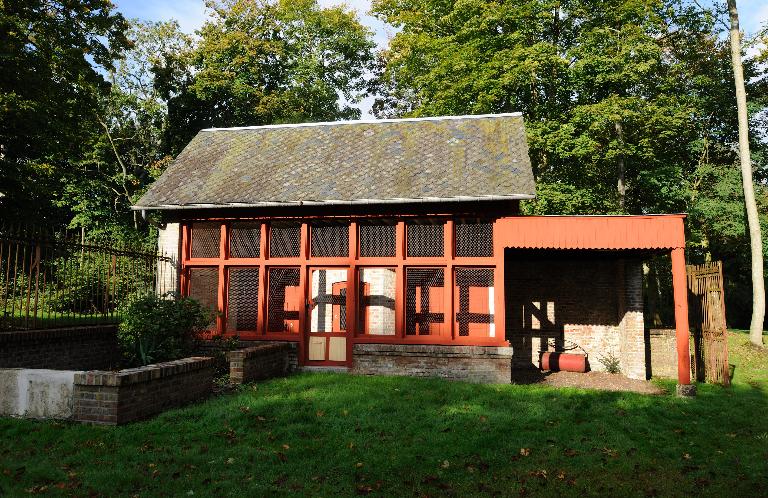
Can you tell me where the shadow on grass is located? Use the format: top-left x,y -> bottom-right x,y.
1,371 -> 767,497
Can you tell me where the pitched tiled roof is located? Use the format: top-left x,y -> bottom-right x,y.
134,113 -> 535,210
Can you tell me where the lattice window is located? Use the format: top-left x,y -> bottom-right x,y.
405,268 -> 445,335
270,222 -> 301,258
310,269 -> 348,332
190,222 -> 220,258
407,222 -> 444,257
230,222 -> 261,258
359,222 -> 396,258
267,267 -> 301,332
455,221 -> 493,257
358,268 -> 396,335
187,267 -> 218,328
227,267 -> 259,331
454,268 -> 494,337
311,222 -> 349,257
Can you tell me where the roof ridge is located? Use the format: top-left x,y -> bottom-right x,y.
201,112 -> 524,132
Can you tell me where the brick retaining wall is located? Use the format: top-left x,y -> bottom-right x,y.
73,357 -> 214,425
0,325 -> 119,370
228,342 -> 296,383
352,344 -> 513,383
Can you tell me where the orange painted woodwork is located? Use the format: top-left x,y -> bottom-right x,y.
179,214 -> 689,382
332,281 -> 347,332
496,215 -> 686,250
279,285 -> 302,334
671,247 -> 692,385
540,352 -> 588,373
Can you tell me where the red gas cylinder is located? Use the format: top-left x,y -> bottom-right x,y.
540,352 -> 589,373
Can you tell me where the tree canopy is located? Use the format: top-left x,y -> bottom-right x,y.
155,0 -> 376,154
0,0 -> 129,225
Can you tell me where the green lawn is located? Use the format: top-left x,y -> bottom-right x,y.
1,311 -> 118,331
1,332 -> 767,497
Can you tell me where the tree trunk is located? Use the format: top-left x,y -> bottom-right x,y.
615,120 -> 626,211
727,0 -> 765,346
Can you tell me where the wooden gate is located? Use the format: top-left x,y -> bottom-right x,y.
686,261 -> 730,385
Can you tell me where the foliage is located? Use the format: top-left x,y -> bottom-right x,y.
0,0 -> 129,226
371,0 -> 768,327
60,20 -> 192,241
117,293 -> 213,367
208,334 -> 243,376
155,0 -> 376,154
0,330 -> 766,496
597,350 -> 622,374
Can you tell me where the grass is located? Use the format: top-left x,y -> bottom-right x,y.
1,332 -> 767,497
1,310 -> 118,331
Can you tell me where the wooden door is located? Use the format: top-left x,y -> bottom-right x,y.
307,268 -> 349,364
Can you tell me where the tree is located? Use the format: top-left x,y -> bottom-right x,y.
155,0 -> 376,155
61,20 -> 192,242
726,0 -> 765,345
371,0 -> 768,327
0,0 -> 129,225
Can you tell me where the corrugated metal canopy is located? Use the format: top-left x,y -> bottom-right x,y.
496,215 -> 686,250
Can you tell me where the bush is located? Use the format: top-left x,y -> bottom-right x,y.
598,351 -> 622,374
118,292 -> 213,367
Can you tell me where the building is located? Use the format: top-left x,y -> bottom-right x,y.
134,113 -> 691,388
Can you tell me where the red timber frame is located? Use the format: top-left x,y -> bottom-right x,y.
180,216 -> 507,367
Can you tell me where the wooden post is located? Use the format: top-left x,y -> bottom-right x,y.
671,247 -> 693,391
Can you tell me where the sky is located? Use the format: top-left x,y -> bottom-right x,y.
113,0 -> 768,118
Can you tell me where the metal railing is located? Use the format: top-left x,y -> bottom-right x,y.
0,225 -> 177,331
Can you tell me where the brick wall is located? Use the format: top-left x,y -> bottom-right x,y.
156,222 -> 180,295
228,342 -> 295,383
352,344 -> 513,383
646,328 -> 678,378
72,357 -> 214,425
505,252 -> 647,379
0,325 -> 119,370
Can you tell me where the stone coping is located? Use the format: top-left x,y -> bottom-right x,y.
353,343 -> 513,359
227,342 -> 292,360
74,357 -> 214,387
0,325 -> 118,343
648,328 -> 676,336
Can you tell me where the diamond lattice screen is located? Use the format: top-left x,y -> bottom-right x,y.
188,267 -> 219,328
270,223 -> 301,258
190,222 -> 220,258
407,222 -> 444,257
230,222 -> 261,258
227,267 -> 259,331
359,223 -> 396,257
405,268 -> 445,335
311,223 -> 349,257
454,268 -> 494,337
455,222 -> 493,257
267,267 -> 301,332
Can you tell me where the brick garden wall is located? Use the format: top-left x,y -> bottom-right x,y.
0,325 -> 119,370
228,342 -> 296,383
505,252 -> 648,379
352,344 -> 513,383
72,357 -> 214,425
646,328 -> 678,378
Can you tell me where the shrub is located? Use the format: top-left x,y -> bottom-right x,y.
118,292 -> 213,367
598,351 -> 622,374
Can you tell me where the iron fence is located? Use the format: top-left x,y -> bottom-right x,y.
0,224 -> 177,331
